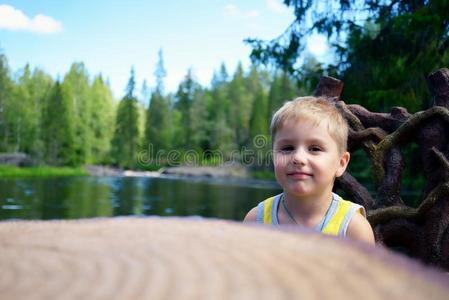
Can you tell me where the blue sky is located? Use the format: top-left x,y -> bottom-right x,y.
0,0 -> 328,99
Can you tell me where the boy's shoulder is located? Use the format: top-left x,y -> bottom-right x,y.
243,195 -> 281,223
243,206 -> 257,222
346,212 -> 375,244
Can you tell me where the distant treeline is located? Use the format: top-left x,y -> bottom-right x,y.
0,51 -> 318,169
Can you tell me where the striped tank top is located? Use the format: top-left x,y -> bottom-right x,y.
256,192 -> 366,237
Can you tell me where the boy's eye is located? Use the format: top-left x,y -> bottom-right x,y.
280,145 -> 294,152
309,146 -> 322,152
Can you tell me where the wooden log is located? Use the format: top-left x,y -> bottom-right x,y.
313,76 -> 344,98
0,217 -> 448,300
427,68 -> 449,108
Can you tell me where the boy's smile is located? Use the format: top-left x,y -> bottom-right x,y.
286,170 -> 313,179
272,118 -> 349,200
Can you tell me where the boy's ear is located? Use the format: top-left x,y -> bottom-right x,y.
336,151 -> 350,177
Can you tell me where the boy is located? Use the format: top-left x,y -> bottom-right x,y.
244,96 -> 375,244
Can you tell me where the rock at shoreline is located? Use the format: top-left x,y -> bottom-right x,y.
160,165 -> 248,178
84,165 -> 124,176
84,164 -> 249,179
0,153 -> 35,167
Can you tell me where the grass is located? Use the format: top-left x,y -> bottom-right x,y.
249,169 -> 276,180
0,165 -> 88,178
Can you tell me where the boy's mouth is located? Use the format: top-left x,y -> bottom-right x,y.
287,171 -> 312,179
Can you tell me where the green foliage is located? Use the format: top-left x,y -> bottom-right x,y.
246,0 -> 449,112
250,169 -> 276,180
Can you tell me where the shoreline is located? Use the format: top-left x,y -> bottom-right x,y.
0,163 -> 277,183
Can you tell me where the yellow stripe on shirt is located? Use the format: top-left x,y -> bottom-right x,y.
322,198 -> 352,236
263,197 -> 275,224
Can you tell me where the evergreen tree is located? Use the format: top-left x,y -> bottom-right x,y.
154,49 -> 167,94
0,53 -> 13,152
228,62 -> 252,147
12,65 -> 39,154
141,79 -> 150,107
89,75 -> 115,163
144,51 -> 171,161
62,62 -> 92,164
267,71 -> 297,119
146,92 -> 171,155
189,90 -> 211,152
209,64 -> 234,156
111,68 -> 140,168
41,81 -> 76,165
247,66 -> 269,139
174,69 -> 201,150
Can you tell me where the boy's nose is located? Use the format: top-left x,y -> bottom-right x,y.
292,149 -> 306,165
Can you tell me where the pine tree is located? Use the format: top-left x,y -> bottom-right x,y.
174,69 -> 200,150
89,75 -> 115,163
247,66 -> 269,139
189,88 -> 210,152
267,71 -> 297,119
41,81 -> 76,165
62,62 -> 92,164
228,62 -> 252,147
146,92 -> 171,155
209,63 -> 234,156
144,51 -> 172,162
0,53 -> 13,152
111,68 -> 140,168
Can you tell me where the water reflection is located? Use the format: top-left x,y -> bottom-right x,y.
0,176 -> 282,221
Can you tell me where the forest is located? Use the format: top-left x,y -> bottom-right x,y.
0,0 -> 448,189
0,51 -> 305,170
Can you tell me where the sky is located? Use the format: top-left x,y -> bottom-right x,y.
0,0 -> 328,99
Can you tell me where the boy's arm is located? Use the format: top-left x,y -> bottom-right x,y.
243,207 -> 257,222
346,213 -> 375,245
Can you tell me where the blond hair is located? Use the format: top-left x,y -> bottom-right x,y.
270,96 -> 349,154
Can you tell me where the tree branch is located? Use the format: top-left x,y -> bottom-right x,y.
313,76 -> 344,98
335,172 -> 375,210
373,106 -> 449,183
431,147 -> 449,182
348,127 -> 387,151
427,68 -> 449,108
368,182 -> 449,226
346,104 -> 411,133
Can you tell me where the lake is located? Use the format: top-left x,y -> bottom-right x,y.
0,176 -> 282,221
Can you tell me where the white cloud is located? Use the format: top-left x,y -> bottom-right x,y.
246,10 -> 259,18
223,4 -> 240,17
224,4 -> 260,23
0,4 -> 63,34
266,0 -> 286,14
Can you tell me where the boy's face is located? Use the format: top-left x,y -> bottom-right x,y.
272,118 -> 349,199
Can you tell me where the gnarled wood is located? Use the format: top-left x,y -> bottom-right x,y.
313,76 -> 344,98
315,71 -> 449,271
427,68 -> 449,108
